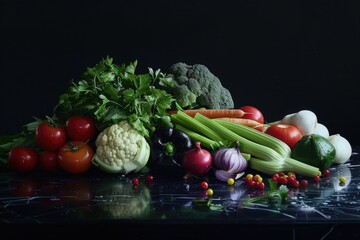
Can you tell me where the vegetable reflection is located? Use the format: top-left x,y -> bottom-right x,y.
94,181 -> 151,219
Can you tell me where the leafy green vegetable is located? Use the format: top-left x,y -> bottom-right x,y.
0,57 -> 176,163
54,56 -> 175,139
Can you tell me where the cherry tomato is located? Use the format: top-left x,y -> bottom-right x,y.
39,151 -> 59,172
35,122 -> 67,151
265,123 -> 302,149
200,181 -> 209,189
8,146 -> 39,172
313,175 -> 321,182
300,179 -> 309,188
66,116 -> 97,142
322,169 -> 330,177
239,105 -> 264,124
132,178 -> 139,186
58,141 -> 94,174
146,175 -> 154,183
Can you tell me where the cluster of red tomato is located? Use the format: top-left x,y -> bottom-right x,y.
8,116 -> 97,174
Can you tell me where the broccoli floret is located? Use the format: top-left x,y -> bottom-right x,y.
164,62 -> 234,109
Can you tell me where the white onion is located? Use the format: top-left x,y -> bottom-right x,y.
277,110 -> 318,135
328,134 -> 352,164
213,142 -> 248,181
313,123 -> 329,138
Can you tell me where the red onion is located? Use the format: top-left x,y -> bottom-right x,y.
213,141 -> 248,181
183,142 -> 212,177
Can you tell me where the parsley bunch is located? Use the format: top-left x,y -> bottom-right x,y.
54,56 -> 175,139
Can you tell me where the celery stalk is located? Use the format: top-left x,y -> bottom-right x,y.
194,113 -> 321,177
249,157 -> 320,177
174,124 -> 222,150
174,110 -> 224,142
194,113 -> 283,161
213,119 -> 291,158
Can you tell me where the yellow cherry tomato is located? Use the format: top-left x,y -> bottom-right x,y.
207,188 -> 214,196
246,174 -> 253,179
227,178 -> 235,186
339,176 -> 346,183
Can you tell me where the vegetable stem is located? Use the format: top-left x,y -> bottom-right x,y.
174,124 -> 222,150
194,113 -> 283,161
175,110 -> 224,142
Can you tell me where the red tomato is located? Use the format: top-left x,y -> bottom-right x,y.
66,116 -> 97,142
39,151 -> 59,172
35,122 -> 67,151
8,146 -> 39,172
58,141 -> 94,174
239,105 -> 264,124
265,124 -> 302,149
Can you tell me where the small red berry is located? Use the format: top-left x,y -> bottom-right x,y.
313,175 -> 321,182
287,175 -> 296,183
322,169 -> 330,177
247,180 -> 256,188
200,181 -> 209,190
132,178 -> 139,186
146,175 -> 154,183
252,175 -> 259,182
257,182 -> 265,190
300,179 -> 309,188
272,174 -> 279,182
291,180 -> 300,188
278,176 -> 288,185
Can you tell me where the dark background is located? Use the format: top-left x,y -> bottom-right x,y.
1,0 -> 359,145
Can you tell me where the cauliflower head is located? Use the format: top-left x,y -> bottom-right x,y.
92,120 -> 150,174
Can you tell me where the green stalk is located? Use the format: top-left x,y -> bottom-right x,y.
213,119 -> 291,158
194,113 -> 283,161
175,124 -> 221,150
249,157 -> 320,177
174,110 -> 224,142
195,113 -> 320,178
175,124 -> 251,160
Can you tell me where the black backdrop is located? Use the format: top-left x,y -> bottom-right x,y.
1,0 -> 359,145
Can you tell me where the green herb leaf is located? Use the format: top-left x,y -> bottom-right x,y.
192,198 -> 226,211
53,57 -> 175,137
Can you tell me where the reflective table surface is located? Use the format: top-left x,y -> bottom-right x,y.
1,147 -> 360,239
